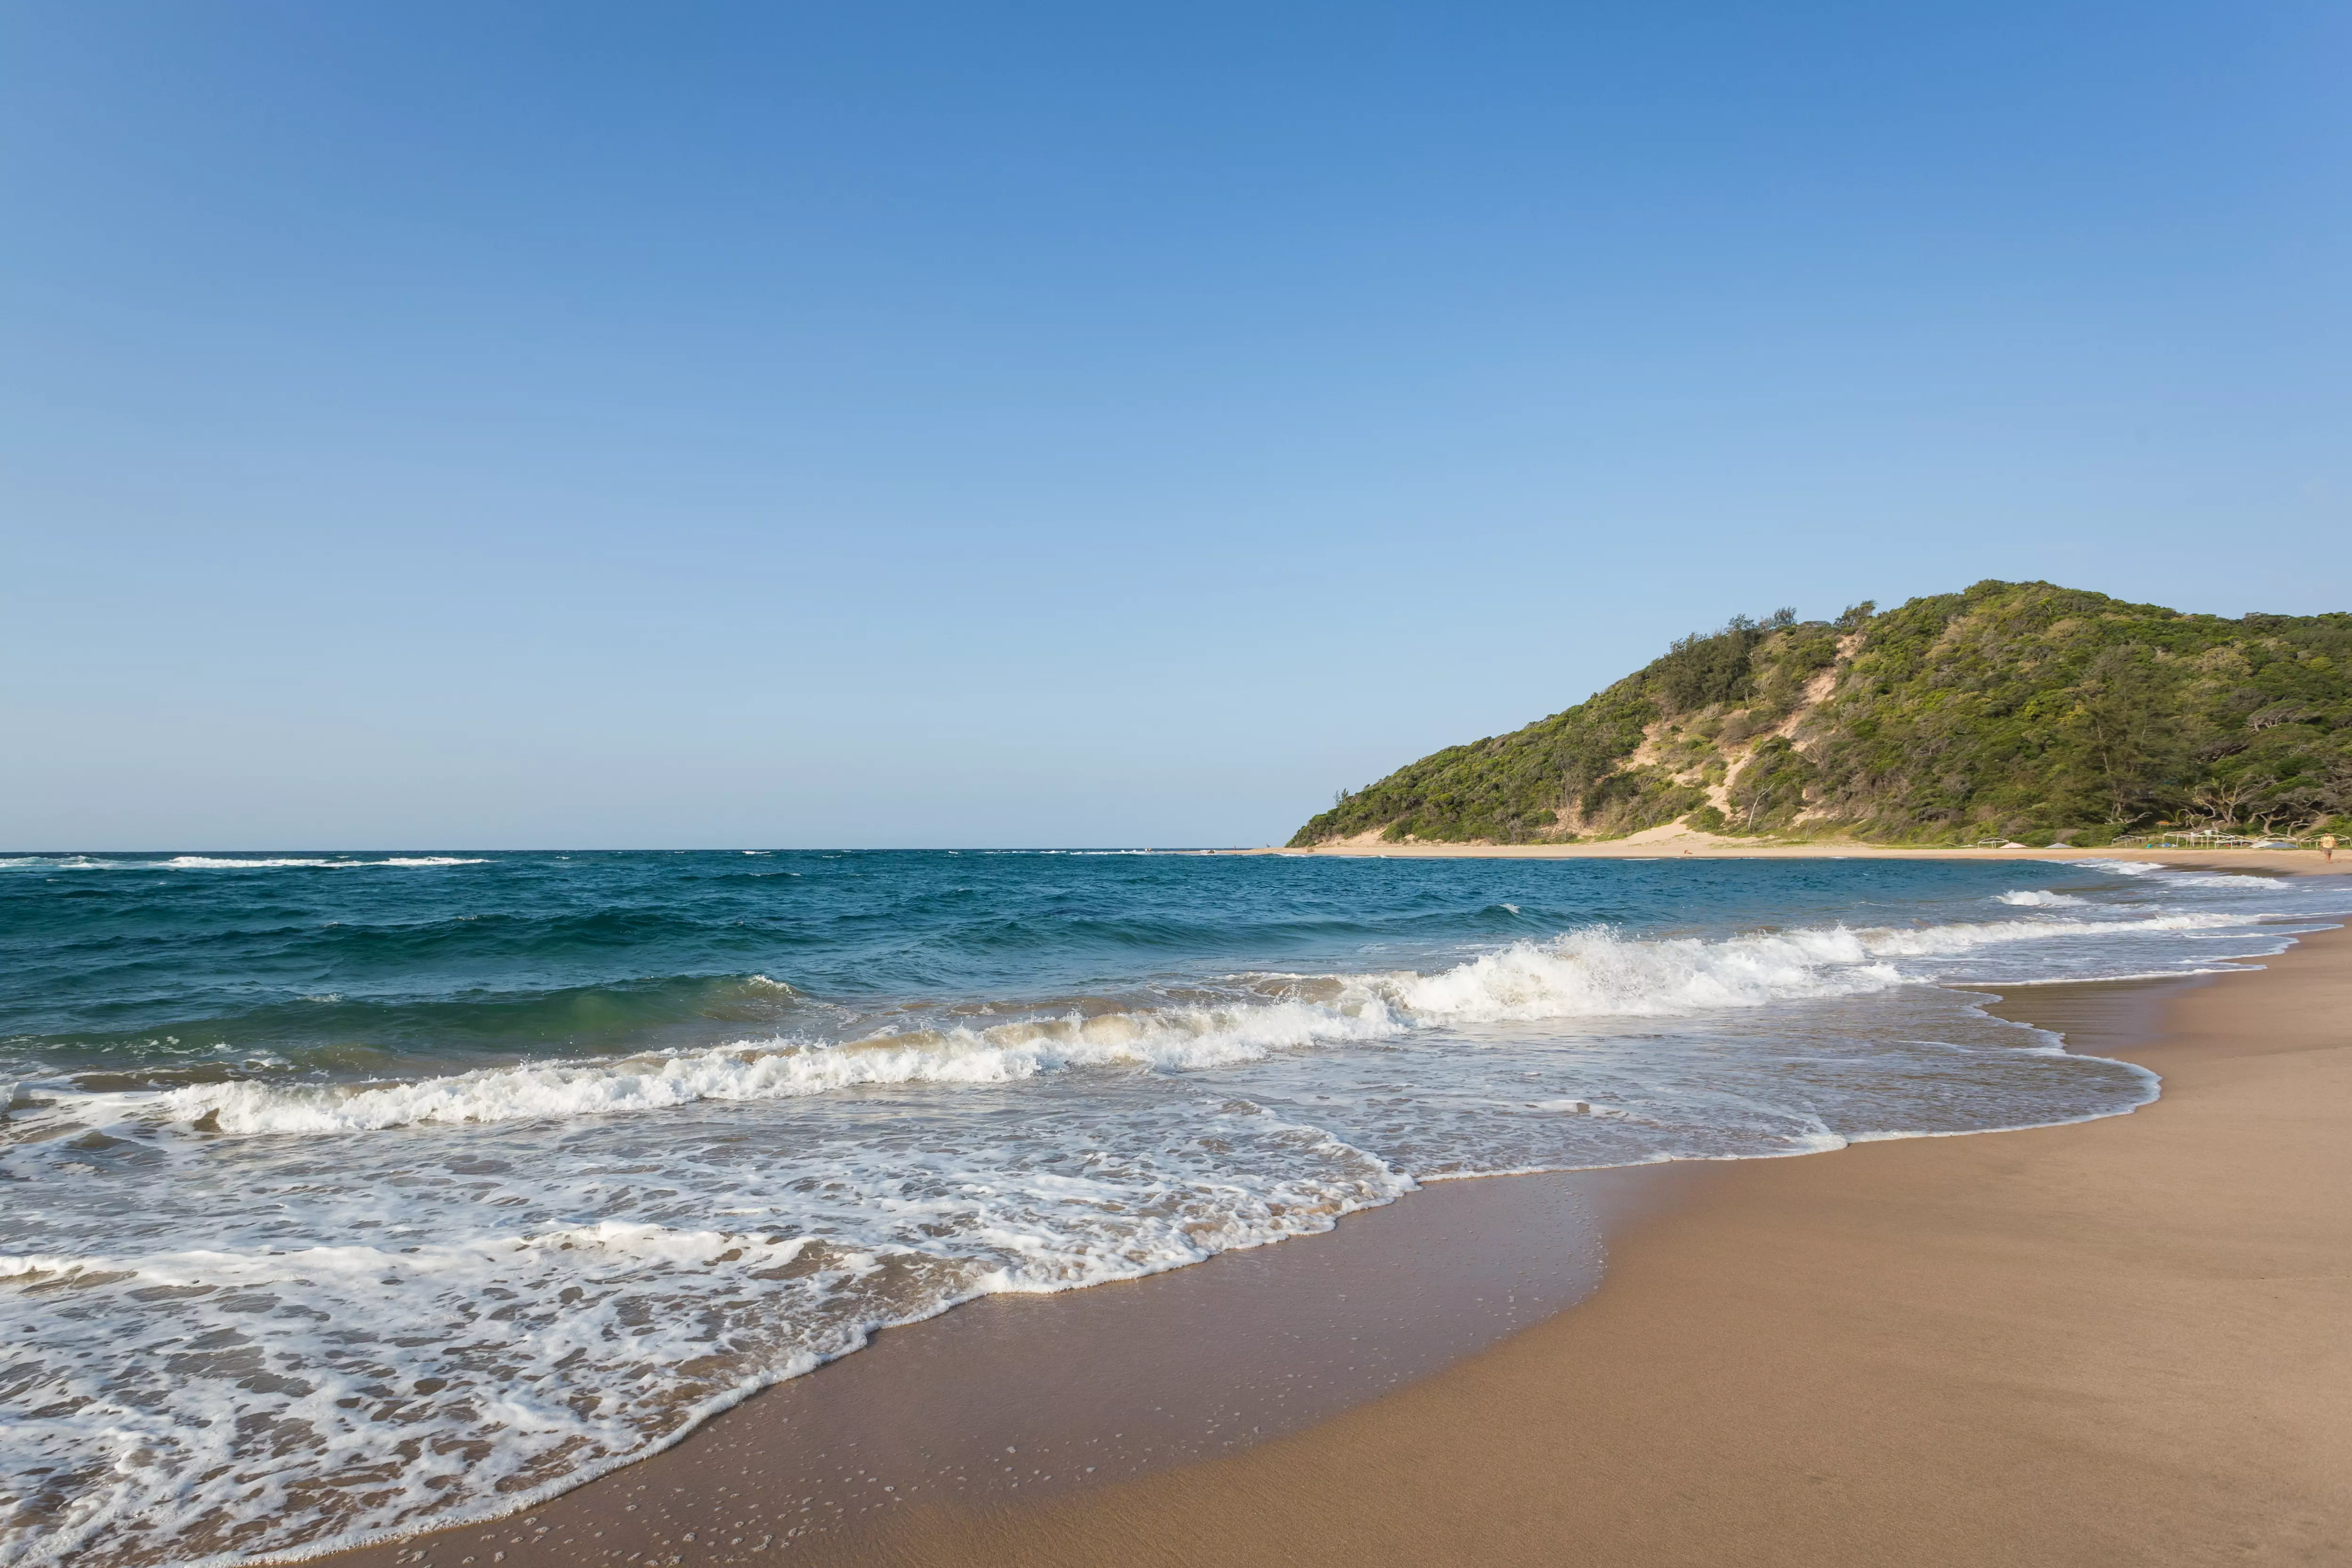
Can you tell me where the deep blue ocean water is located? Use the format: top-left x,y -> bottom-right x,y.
2,850 -> 2343,1567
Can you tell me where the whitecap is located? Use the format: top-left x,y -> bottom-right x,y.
153,908 -> 2272,1139
160,855 -> 488,869
164,998 -> 1407,1134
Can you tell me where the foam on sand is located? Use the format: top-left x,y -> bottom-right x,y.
7,853 -> 2338,1568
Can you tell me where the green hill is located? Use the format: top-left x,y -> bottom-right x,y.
1290,581 -> 2352,848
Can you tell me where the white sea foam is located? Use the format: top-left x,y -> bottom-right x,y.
1363,926 -> 1898,1022
5,1106 -> 1405,1568
10,857 -> 2342,1568
1996,888 -> 2082,906
1976,965 -> 2253,986
0,855 -> 489,871
166,999 -> 1407,1133
161,855 -> 488,869
2075,858 -> 2278,890
1364,910 -> 2246,1024
164,923 -> 1913,1136
1856,911 -> 2242,956
155,911 -> 2247,1138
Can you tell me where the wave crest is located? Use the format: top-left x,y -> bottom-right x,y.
149,909 -> 2252,1137
163,855 -> 489,869
163,998 -> 1405,1133
1362,926 -> 1897,1021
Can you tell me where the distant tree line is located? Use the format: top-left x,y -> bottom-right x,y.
1294,582 -> 2352,847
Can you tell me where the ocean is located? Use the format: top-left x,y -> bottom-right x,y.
2,850 -> 2343,1567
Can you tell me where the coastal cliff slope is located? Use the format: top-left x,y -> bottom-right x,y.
1290,580 -> 2352,847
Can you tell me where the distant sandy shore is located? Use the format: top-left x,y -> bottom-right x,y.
1246,822 -> 2344,873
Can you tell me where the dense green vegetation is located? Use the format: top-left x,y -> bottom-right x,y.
1291,582 -> 2352,847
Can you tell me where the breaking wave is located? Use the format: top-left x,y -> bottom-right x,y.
162,855 -> 489,869
10,849 -> 2346,1568
165,999 -> 1401,1134
157,910 -> 2244,1137
0,855 -> 488,870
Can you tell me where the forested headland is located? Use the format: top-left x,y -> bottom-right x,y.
1290,581 -> 2352,848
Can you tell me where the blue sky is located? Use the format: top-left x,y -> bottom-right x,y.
4,1 -> 2346,848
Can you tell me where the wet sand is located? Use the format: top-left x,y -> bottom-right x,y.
321,1164 -> 1701,1568
323,899 -> 2350,1568
810,923 -> 2352,1568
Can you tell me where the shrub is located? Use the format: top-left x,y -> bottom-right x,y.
1286,582 -> 2352,848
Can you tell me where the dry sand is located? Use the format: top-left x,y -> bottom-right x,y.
324,879 -> 2351,1568
822,923 -> 2352,1568
1252,830 -> 2344,871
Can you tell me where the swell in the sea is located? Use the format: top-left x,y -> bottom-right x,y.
127,910 -> 2243,1136
3,859 -> 2344,1568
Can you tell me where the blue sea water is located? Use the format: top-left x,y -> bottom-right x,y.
1,850 -> 2343,1566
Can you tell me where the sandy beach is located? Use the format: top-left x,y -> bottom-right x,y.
321,864 -> 2351,1568
1252,829 -> 2345,872
822,921 -> 2352,1567
22,10 -> 2350,1562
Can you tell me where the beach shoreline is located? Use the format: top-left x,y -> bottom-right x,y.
798,918 -> 2351,1567
315,1146 -> 1709,1568
1245,833 -> 2342,870
316,865 -> 2350,1568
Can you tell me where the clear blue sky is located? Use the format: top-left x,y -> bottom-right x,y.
4,2 -> 2346,848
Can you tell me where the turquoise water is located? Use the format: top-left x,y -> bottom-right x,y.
2,851 -> 2342,1566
